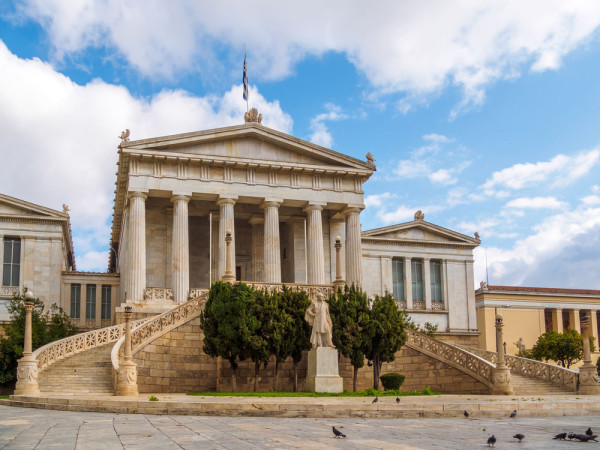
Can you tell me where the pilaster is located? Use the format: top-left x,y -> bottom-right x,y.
551,309 -> 563,333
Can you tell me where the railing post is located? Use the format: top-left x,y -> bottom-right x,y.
116,306 -> 139,396
578,318 -> 600,394
14,289 -> 39,395
491,313 -> 513,395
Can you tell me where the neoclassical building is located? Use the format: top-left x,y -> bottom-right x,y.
2,113 -> 480,340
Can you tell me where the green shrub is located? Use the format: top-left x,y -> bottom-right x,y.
596,358 -> 600,377
380,373 -> 406,391
149,395 -> 159,401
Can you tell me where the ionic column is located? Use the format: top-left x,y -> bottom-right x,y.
249,215 -> 265,282
171,195 -> 190,302
344,207 -> 363,287
571,309 -> 581,333
424,258 -> 432,310
127,191 -> 147,301
305,203 -> 325,285
217,196 -> 237,280
263,199 -> 282,283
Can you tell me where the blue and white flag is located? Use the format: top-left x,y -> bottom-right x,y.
243,51 -> 248,102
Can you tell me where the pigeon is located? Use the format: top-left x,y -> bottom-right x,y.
372,396 -> 379,404
509,409 -> 517,418
586,427 -> 594,436
332,426 -> 346,439
513,433 -> 525,442
553,432 -> 567,440
572,433 -> 598,442
464,410 -> 469,418
487,435 -> 496,447
396,397 -> 400,404
568,432 -> 576,440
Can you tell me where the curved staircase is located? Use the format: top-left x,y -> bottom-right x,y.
511,373 -> 575,395
38,345 -> 114,394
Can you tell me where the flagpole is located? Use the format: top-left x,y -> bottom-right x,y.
244,44 -> 249,112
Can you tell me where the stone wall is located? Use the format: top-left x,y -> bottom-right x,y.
133,317 -> 217,393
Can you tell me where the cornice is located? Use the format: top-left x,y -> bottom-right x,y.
361,236 -> 478,250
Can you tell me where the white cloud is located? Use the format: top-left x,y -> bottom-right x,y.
474,202 -> 600,289
423,133 -> 450,143
482,149 -> 600,192
0,41 -> 292,271
364,192 -> 397,209
582,195 -> 600,206
505,196 -> 567,210
12,1 -> 600,111
309,103 -> 348,148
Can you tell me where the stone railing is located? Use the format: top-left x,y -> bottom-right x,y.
412,301 -> 425,310
395,300 -> 407,309
32,318 -> 147,372
0,286 -> 19,297
143,287 -> 173,301
406,329 -> 495,387
245,282 -> 334,300
432,302 -> 445,311
456,346 -> 579,392
111,290 -> 210,376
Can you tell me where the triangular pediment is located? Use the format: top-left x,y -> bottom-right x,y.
0,194 -> 67,219
121,123 -> 375,172
362,220 -> 480,246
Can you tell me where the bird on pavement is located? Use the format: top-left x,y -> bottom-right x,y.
332,426 -> 346,439
487,435 -> 496,447
513,434 -> 525,442
464,410 -> 469,418
572,434 -> 598,442
396,397 -> 400,404
568,432 -> 576,440
586,427 -> 594,436
372,396 -> 378,404
553,432 -> 567,440
509,410 -> 517,418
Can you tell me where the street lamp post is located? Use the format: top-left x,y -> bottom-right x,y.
333,236 -> 345,288
116,306 -> 139,396
222,230 -> 236,283
14,288 -> 40,395
491,313 -> 513,395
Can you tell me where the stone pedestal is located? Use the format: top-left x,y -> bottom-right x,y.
305,347 -> 343,393
14,357 -> 39,395
491,366 -> 513,395
578,365 -> 600,394
116,360 -> 139,396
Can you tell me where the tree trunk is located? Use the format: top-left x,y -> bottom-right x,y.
353,365 -> 358,392
293,360 -> 299,392
231,365 -> 237,392
254,361 -> 260,392
372,353 -> 380,390
274,360 -> 279,391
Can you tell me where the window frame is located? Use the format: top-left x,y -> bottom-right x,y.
70,284 -> 81,319
2,237 -> 21,287
101,285 -> 111,320
411,258 -> 424,301
85,284 -> 96,320
430,259 -> 443,303
391,257 -> 405,301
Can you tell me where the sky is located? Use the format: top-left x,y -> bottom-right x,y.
1,1 -> 600,289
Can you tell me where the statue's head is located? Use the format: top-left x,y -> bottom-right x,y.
316,293 -> 324,302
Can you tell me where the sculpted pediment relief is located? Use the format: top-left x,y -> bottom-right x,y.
362,221 -> 479,246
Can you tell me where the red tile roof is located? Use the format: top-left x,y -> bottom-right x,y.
479,285 -> 600,296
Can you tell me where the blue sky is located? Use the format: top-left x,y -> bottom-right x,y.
1,1 -> 600,288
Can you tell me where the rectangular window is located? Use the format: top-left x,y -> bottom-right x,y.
2,237 -> 21,287
101,285 -> 111,320
70,284 -> 81,319
392,258 -> 405,301
430,260 -> 442,302
411,259 -> 424,301
86,284 -> 96,319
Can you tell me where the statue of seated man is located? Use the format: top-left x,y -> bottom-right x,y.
304,293 -> 333,348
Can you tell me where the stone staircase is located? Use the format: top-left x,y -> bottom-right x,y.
37,345 -> 114,394
510,373 -> 575,395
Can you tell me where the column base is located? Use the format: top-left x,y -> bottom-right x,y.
491,366 -> 513,395
116,360 -> 139,396
305,347 -> 343,393
14,357 -> 39,396
578,364 -> 600,395
333,280 -> 346,288
222,275 -> 236,283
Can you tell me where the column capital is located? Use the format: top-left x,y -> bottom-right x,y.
342,205 -> 364,215
217,195 -> 238,206
128,191 -> 148,201
262,198 -> 283,209
304,202 -> 326,213
170,194 -> 190,203
249,214 -> 265,225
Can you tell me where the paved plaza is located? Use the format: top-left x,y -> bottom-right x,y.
0,405 -> 598,449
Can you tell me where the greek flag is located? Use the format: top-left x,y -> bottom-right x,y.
243,52 -> 248,102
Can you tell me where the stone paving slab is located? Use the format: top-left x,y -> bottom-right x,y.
2,393 -> 600,419
1,405 -> 599,449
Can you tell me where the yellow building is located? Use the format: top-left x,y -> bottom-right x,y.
476,284 -> 600,365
